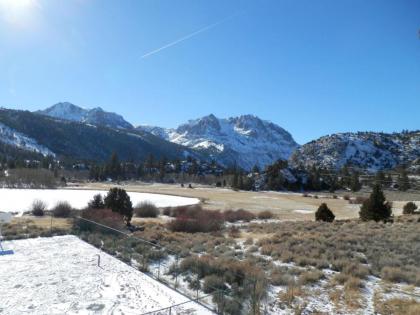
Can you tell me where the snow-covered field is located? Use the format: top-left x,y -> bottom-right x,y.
0,236 -> 213,315
0,189 -> 200,215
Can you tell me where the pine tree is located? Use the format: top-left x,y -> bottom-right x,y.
232,169 -> 239,189
359,184 -> 392,221
397,170 -> 410,191
375,171 -> 385,185
88,194 -> 105,209
158,157 -> 167,182
340,165 -> 351,188
252,165 -> 260,174
145,154 -> 155,173
104,188 -> 133,225
350,172 -> 362,192
315,203 -> 335,222
239,174 -> 244,190
107,152 -> 122,180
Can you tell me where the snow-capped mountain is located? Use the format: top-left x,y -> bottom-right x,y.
290,131 -> 420,171
38,102 -> 133,129
138,114 -> 299,170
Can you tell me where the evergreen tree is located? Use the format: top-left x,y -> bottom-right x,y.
88,194 -> 105,209
135,164 -> 143,178
232,168 -> 239,189
385,174 -> 393,188
107,152 -> 122,180
252,165 -> 260,174
350,172 -> 362,192
326,174 -> 339,193
174,159 -> 181,173
104,188 -> 133,225
340,165 -> 351,188
397,170 -> 410,191
308,166 -> 322,191
315,203 -> 335,222
158,157 -> 167,182
375,171 -> 385,186
265,160 -> 288,191
239,173 -> 244,190
359,184 -> 392,221
145,154 -> 155,173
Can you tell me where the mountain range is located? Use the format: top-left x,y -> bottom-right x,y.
137,114 -> 299,170
0,101 -> 418,172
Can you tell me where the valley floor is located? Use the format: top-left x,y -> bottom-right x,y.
83,182 -> 420,220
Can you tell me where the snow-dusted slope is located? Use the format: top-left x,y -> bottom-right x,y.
38,102 -> 133,129
0,122 -> 54,156
138,114 -> 299,170
290,131 -> 420,171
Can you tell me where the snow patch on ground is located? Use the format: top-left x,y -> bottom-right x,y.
0,236 -> 212,315
293,209 -> 314,214
0,189 -> 200,215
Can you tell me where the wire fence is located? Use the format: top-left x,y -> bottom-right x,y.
71,216 -> 259,315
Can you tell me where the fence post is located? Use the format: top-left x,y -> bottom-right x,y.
217,289 -> 225,315
157,255 -> 161,280
196,259 -> 199,300
175,254 -> 179,288
253,277 -> 258,315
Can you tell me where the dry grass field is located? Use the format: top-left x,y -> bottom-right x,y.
82,182 -> 420,221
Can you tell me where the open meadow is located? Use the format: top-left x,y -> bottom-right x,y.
83,182 -> 420,221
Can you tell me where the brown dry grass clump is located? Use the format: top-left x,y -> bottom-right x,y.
279,283 -> 305,306
375,298 -> 420,315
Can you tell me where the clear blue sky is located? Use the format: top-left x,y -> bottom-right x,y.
0,0 -> 419,144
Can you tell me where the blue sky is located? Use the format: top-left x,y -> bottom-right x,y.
0,0 -> 418,144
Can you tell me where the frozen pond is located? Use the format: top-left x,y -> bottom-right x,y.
0,188 -> 200,215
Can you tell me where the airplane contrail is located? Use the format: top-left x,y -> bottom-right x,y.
140,12 -> 241,59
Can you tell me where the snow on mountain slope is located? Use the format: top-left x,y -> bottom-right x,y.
0,122 -> 55,156
38,102 -> 133,129
290,131 -> 420,171
138,114 -> 299,170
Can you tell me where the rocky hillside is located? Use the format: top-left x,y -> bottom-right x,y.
38,102 -> 133,129
138,114 -> 299,170
289,131 -> 420,171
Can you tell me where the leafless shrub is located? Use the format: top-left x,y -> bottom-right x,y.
31,199 -> 47,216
52,201 -> 73,218
134,201 -> 159,218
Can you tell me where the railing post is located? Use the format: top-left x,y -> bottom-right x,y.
175,254 -> 179,288
157,255 -> 161,280
196,260 -> 199,300
220,289 -> 225,315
